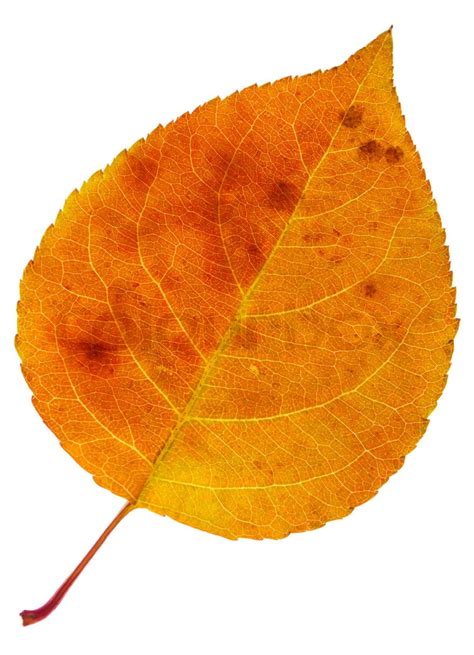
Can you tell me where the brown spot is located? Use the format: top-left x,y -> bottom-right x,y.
385,146 -> 404,164
364,282 -> 377,298
267,179 -> 299,211
359,140 -> 384,160
341,105 -> 364,128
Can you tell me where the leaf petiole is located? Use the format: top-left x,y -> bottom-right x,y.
20,501 -> 134,626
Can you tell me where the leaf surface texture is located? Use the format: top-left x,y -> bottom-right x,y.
17,30 -> 457,538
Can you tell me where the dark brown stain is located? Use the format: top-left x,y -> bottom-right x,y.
385,146 -> 404,164
364,282 -> 377,298
359,140 -> 385,160
267,179 -> 299,211
341,105 -> 364,128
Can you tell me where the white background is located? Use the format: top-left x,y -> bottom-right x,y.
1,1 -> 473,653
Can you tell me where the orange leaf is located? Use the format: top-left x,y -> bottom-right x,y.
17,29 -> 457,622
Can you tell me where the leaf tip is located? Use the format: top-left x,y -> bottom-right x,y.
376,26 -> 393,48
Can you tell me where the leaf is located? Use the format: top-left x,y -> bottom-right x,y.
17,29 -> 457,623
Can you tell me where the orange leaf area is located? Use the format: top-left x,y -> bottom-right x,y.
17,30 -> 457,539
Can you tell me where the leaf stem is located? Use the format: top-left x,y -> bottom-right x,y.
20,501 -> 134,626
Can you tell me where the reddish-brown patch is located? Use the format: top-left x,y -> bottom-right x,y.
359,140 -> 385,160
385,146 -> 404,163
341,105 -> 364,128
364,282 -> 377,298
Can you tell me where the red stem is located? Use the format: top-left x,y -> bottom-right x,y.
20,501 -> 134,626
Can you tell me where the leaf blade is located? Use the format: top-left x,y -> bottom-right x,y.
17,29 -> 457,539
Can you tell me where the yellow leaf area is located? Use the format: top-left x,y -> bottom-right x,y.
17,30 -> 457,539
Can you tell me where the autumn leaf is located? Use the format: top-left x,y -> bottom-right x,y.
17,28 -> 457,624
